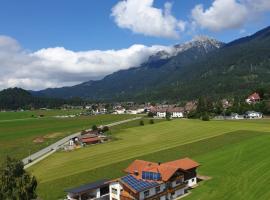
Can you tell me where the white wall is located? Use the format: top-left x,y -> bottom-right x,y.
157,112 -> 166,118
139,184 -> 165,200
186,177 -> 197,187
172,112 -> 184,118
109,182 -> 122,200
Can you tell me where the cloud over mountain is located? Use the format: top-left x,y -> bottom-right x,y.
0,35 -> 173,90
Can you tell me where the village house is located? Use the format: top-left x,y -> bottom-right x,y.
65,157 -> 200,200
246,92 -> 261,104
244,111 -> 263,119
151,107 -> 184,118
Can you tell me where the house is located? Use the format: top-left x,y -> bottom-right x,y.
184,101 -> 197,113
168,107 -> 184,118
153,107 -> 184,118
245,111 -> 263,119
230,113 -> 244,120
156,108 -> 167,118
113,108 -> 126,114
65,157 -> 200,200
66,179 -> 110,200
246,92 -> 261,104
111,157 -> 199,200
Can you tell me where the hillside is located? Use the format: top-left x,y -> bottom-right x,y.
0,88 -> 84,110
34,26 -> 270,102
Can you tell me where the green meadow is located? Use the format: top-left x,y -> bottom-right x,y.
28,119 -> 270,200
0,110 -> 135,163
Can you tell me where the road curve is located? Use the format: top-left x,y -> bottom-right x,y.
22,116 -> 142,166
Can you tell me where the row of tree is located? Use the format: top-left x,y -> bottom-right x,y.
188,95 -> 270,120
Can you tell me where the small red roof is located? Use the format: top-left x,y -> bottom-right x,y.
247,92 -> 261,101
81,137 -> 101,143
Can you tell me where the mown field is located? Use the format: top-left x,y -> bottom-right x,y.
0,110 -> 135,163
28,119 -> 270,200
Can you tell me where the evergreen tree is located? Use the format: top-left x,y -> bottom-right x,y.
0,157 -> 37,200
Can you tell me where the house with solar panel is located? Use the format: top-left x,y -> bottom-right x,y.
65,157 -> 199,200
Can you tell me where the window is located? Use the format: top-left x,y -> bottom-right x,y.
176,179 -> 182,185
144,190 -> 150,197
112,188 -> 118,195
155,186 -> 161,193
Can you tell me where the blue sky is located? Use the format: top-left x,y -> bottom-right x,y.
0,0 -> 269,90
0,0 -> 269,51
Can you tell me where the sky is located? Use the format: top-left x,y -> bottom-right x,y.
0,0 -> 269,90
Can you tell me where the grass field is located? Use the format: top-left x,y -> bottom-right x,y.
0,110 -> 135,163
28,119 -> 270,200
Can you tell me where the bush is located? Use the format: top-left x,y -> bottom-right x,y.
92,124 -> 98,130
201,112 -> 210,121
149,119 -> 154,124
102,126 -> 109,132
148,112 -> 154,117
139,120 -> 144,126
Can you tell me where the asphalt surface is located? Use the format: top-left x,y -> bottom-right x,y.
22,116 -> 141,165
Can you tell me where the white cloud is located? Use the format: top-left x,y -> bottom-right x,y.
191,0 -> 270,32
191,0 -> 248,31
111,0 -> 186,38
0,35 -> 173,90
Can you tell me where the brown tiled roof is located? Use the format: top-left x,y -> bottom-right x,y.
124,160 -> 158,175
81,137 -> 101,143
167,107 -> 184,113
164,157 -> 200,171
125,157 -> 199,182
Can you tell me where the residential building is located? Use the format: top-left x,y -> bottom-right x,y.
245,111 -> 263,119
246,92 -> 261,104
66,179 -> 110,200
152,107 -> 184,118
167,107 -> 184,118
65,157 -> 200,200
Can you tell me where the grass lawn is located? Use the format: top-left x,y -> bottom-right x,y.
0,111 -> 135,163
28,119 -> 270,200
0,109 -> 82,121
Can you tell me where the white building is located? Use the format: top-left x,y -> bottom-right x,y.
245,111 -> 263,119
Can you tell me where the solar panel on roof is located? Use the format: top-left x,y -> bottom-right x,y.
121,175 -> 159,192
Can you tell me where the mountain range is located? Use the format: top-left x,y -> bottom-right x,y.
32,26 -> 270,102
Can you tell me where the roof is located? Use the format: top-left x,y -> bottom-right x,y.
120,175 -> 159,192
164,157 -> 200,171
125,157 -> 199,182
65,179 -> 110,194
81,137 -> 101,143
247,92 -> 261,100
167,107 -> 185,113
124,160 -> 158,174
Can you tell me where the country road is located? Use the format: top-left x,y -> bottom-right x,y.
22,116 -> 142,167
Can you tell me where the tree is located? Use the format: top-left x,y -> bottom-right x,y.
166,112 -> 171,120
147,112 -> 154,118
102,126 -> 109,132
0,156 -> 37,200
201,112 -> 210,121
92,124 -> 98,130
139,120 -> 144,126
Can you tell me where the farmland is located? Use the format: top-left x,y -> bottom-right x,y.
28,119 -> 270,200
0,110 -> 135,163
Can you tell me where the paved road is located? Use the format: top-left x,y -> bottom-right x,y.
22,116 -> 141,165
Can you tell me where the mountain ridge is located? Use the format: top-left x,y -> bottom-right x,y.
33,26 -> 270,102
